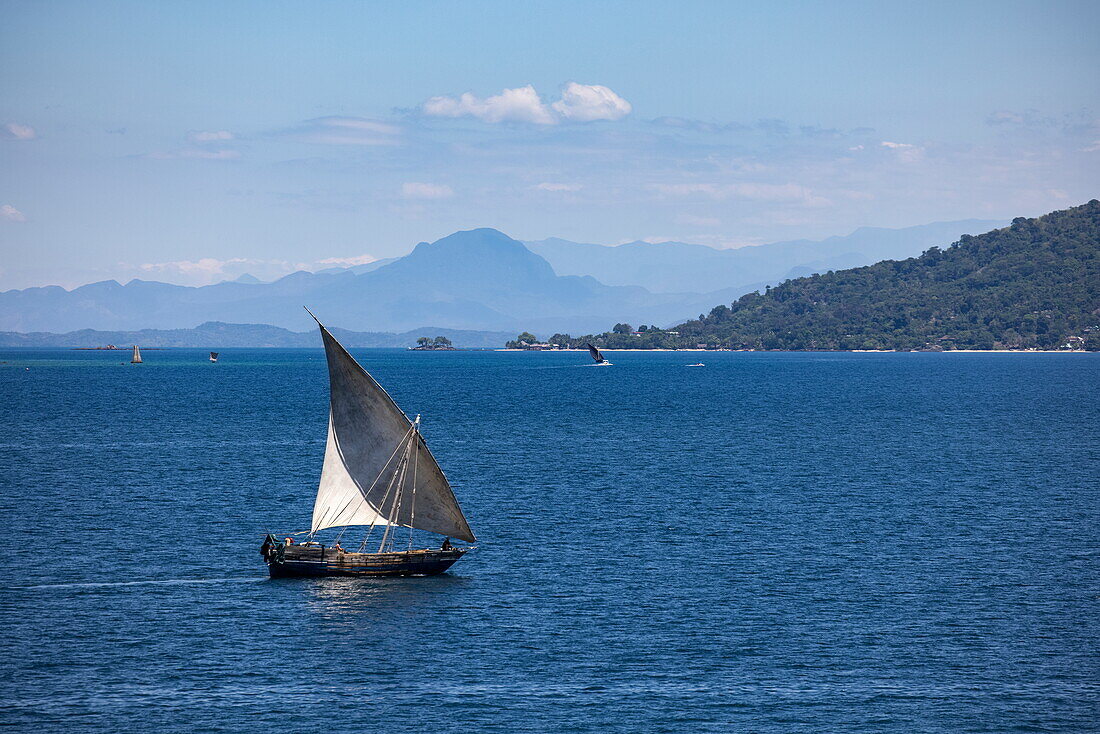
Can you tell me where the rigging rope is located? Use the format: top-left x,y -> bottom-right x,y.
319,421 -> 415,540
358,444 -> 408,553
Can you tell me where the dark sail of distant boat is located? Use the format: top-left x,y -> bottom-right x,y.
586,343 -> 609,365
259,307 -> 474,578
209,352 -> 219,363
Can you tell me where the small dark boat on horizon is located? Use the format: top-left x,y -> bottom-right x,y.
260,309 -> 475,578
587,343 -> 611,366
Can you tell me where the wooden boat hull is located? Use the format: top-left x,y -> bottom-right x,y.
266,547 -> 466,578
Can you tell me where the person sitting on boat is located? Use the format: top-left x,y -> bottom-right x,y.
285,537 -> 295,545
333,542 -> 344,553
441,538 -> 453,551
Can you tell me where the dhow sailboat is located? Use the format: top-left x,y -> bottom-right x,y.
261,310 -> 475,578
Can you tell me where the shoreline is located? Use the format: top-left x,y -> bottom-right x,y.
0,345 -> 1091,354
495,348 -> 1093,354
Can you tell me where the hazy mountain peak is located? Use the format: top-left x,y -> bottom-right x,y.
413,227 -> 522,253
74,279 -> 124,292
397,227 -> 557,280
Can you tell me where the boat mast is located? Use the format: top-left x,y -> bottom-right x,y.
407,416 -> 420,551
377,430 -> 415,552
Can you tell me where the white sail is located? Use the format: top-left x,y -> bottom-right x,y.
131,345 -> 142,363
309,322 -> 475,542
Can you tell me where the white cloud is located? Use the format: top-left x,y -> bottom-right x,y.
533,182 -> 583,192
1083,140 -> 1100,153
189,130 -> 234,142
3,123 -> 36,140
650,182 -> 830,207
1,204 -> 27,222
880,140 -> 923,163
551,82 -> 632,122
316,254 -> 378,267
848,144 -> 865,151
423,83 -> 631,125
401,182 -> 454,199
424,85 -> 556,125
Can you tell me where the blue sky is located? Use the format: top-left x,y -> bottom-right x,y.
1,0 -> 1098,288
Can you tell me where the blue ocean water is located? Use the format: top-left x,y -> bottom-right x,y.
1,348 -> 1097,732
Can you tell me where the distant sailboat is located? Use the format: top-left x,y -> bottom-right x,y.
586,343 -> 612,366
209,352 -> 219,363
260,309 -> 475,578
131,345 -> 142,364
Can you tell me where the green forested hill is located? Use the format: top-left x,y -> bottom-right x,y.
551,201 -> 1097,351
676,201 -> 1099,350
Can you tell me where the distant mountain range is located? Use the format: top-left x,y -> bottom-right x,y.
525,219 -> 1005,295
0,322 -> 512,348
0,228 -> 722,334
0,219 -> 1006,338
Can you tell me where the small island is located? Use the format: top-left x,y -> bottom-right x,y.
505,325 -> 689,350
410,336 -> 455,351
